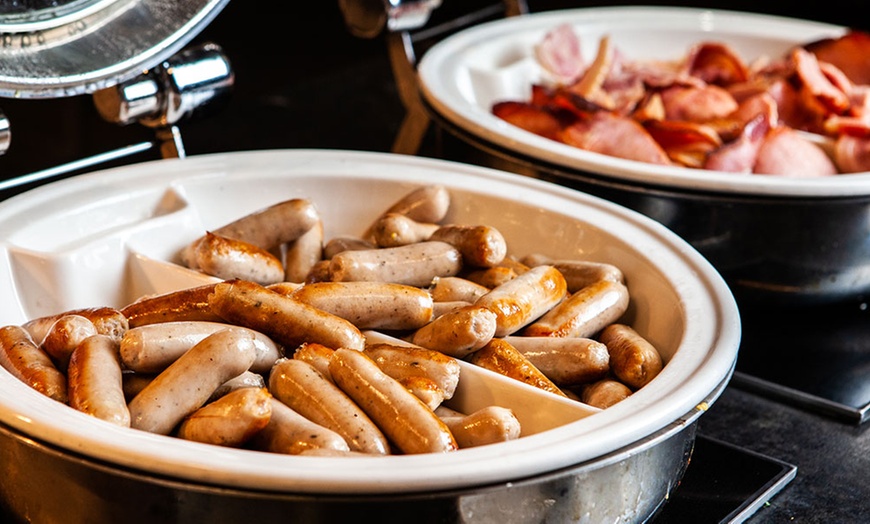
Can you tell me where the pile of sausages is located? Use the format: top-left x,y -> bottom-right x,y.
0,184 -> 663,456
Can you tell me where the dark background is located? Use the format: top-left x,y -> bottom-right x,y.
0,1 -> 866,181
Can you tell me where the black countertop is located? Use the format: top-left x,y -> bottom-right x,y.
2,2 -> 869,522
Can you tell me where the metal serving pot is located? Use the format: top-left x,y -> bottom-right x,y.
416,6 -> 869,307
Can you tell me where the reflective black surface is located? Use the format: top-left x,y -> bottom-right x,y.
1,1 -> 869,523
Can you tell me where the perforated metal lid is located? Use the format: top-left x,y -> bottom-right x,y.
0,0 -> 229,98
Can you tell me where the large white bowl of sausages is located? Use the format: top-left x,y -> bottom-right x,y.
417,6 -> 870,308
0,149 -> 739,523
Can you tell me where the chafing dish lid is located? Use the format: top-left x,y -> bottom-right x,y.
0,0 -> 229,98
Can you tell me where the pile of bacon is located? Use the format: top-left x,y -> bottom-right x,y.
491,24 -> 870,176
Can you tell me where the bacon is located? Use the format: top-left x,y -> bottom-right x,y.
491,101 -> 563,141
704,114 -> 770,173
753,127 -> 838,176
660,84 -> 738,123
491,28 -> 870,175
804,30 -> 870,86
535,23 -> 585,84
644,120 -> 721,168
559,112 -> 671,165
834,135 -> 870,173
682,42 -> 749,86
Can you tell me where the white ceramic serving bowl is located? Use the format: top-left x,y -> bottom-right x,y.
0,150 -> 739,518
417,6 -> 870,306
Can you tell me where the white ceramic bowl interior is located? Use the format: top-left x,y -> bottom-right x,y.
0,149 -> 740,494
417,6 -> 869,198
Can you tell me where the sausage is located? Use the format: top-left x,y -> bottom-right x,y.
463,266 -> 517,288
328,348 -> 457,454
329,241 -> 462,287
39,314 -> 98,370
304,259 -> 333,283
371,213 -> 439,248
398,375 -> 446,410
291,342 -> 335,380
23,306 -> 128,345
429,224 -> 507,268
502,336 -> 610,386
268,358 -> 389,454
250,397 -> 350,455
289,281 -> 434,331
432,300 -> 472,318
598,323 -> 663,389
208,279 -> 365,351
127,328 -> 258,435
363,342 -> 461,399
120,320 -> 282,374
362,184 -> 450,241
521,254 -> 625,292
182,198 -> 321,267
193,232 -> 285,285
473,265 -> 568,337
522,280 -> 630,338
67,334 -> 130,427
410,305 -> 497,358
0,325 -> 68,403
177,387 -> 273,447
121,283 -> 223,328
581,379 -> 632,409
122,370 -> 155,401
467,338 -> 567,397
428,276 -> 490,303
208,370 -> 267,402
435,405 -> 521,448
322,236 -> 376,260
284,219 -> 324,283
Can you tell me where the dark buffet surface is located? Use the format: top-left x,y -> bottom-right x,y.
1,1 -> 870,523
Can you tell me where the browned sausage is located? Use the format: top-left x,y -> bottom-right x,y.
329,241 -> 462,287
127,328 -> 259,435
250,397 -> 350,455
581,379 -> 632,409
522,280 -> 630,338
467,338 -> 567,397
291,342 -> 335,380
0,325 -> 68,403
429,224 -> 507,268
177,387 -> 272,447
268,358 -> 389,454
370,213 -> 439,248
193,232 -> 285,285
329,348 -> 457,454
182,198 -> 321,267
428,276 -> 490,303
289,281 -> 434,331
284,219 -> 324,283
39,314 -> 98,370
322,236 -> 376,260
435,405 -> 521,448
410,305 -> 497,358
362,184 -> 450,242
363,342 -> 461,400
120,320 -> 282,374
474,265 -> 568,337
598,323 -> 663,389
67,334 -> 130,427
207,279 -> 366,351
121,283 -> 223,328
502,336 -> 610,386
521,254 -> 624,292
23,306 -> 128,345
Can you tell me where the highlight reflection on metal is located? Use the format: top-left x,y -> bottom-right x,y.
0,0 -> 230,98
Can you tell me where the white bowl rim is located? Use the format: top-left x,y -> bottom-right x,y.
0,149 -> 741,494
417,5 -> 868,198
